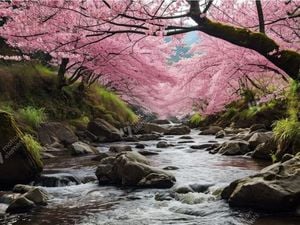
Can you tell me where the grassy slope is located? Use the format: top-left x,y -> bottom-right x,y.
0,62 -> 138,130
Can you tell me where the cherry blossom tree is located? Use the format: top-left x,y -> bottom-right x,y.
0,0 -> 298,116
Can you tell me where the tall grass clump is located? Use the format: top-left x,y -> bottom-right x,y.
93,86 -> 138,123
189,113 -> 202,127
22,134 -> 43,167
19,106 -> 47,128
272,80 -> 300,158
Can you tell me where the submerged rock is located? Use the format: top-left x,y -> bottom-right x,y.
222,153 -> 300,212
33,173 -> 81,187
95,152 -> 176,188
156,141 -> 170,148
135,143 -> 145,149
0,111 -> 43,188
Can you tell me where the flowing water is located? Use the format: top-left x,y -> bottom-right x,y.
0,129 -> 299,225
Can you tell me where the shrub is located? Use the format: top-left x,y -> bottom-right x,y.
189,113 -> 202,127
19,106 -> 47,128
273,118 -> 300,145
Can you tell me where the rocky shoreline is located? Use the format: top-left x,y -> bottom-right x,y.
0,111 -> 299,217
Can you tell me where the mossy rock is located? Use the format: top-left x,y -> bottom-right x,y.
0,111 -> 43,188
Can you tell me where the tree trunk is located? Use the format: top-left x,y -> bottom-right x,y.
57,58 -> 69,89
188,2 -> 300,80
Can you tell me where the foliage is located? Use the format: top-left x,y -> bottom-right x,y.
22,134 -> 43,167
0,62 -> 137,127
18,106 -> 47,128
273,118 -> 300,146
92,86 -> 138,124
189,113 -> 202,127
0,0 -> 298,116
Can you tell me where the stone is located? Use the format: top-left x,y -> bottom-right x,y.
248,132 -> 273,150
156,141 -> 170,148
109,145 -> 132,153
23,188 -> 48,206
164,125 -> 191,135
222,154 -> 300,212
87,118 -> 122,142
252,138 -> 277,161
179,136 -> 193,139
33,173 -> 81,187
38,122 -> 78,146
13,184 -> 34,193
163,166 -> 179,170
151,119 -> 170,125
215,130 -> 226,138
138,150 -> 159,156
135,143 -> 145,149
70,141 -> 96,155
96,152 -> 175,188
250,124 -> 267,133
91,152 -> 110,161
190,144 -> 213,150
137,134 -> 161,141
218,141 -> 250,155
139,123 -> 168,134
0,111 -> 43,188
200,126 -> 223,135
6,196 -> 35,213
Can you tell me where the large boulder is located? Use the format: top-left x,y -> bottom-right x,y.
252,138 -> 277,161
164,125 -> 191,135
217,141 -> 250,156
38,122 -> 78,146
248,132 -> 273,150
200,126 -> 223,135
88,118 -> 122,142
0,111 -> 43,188
96,152 -> 175,188
139,123 -> 168,134
222,154 -> 300,212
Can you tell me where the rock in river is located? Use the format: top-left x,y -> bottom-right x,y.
222,153 -> 300,212
96,151 -> 176,188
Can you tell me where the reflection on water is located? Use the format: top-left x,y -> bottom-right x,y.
0,130 -> 298,225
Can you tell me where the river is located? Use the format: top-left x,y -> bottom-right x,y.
0,129 -> 299,225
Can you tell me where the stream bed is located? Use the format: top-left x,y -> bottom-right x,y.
0,129 -> 299,225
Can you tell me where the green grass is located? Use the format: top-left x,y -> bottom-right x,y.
18,106 -> 47,128
273,118 -> 300,145
0,61 -> 138,129
92,86 -> 138,124
189,113 -> 203,126
22,134 -> 43,167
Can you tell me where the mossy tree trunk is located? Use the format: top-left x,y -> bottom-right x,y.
188,2 -> 300,80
